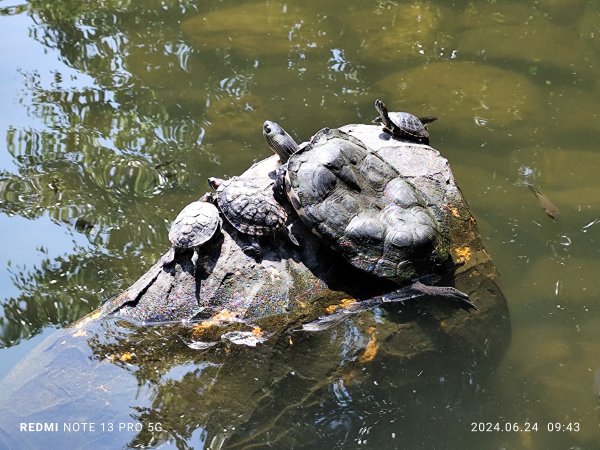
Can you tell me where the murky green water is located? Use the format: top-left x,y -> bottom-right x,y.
1,0 -> 599,448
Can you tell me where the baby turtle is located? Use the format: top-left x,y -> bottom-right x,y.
373,99 -> 436,145
208,176 -> 299,255
163,195 -> 222,267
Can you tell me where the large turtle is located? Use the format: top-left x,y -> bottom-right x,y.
163,194 -> 222,267
208,176 -> 299,254
264,123 -> 473,308
373,99 -> 436,145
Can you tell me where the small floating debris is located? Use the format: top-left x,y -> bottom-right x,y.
221,329 -> 269,347
473,116 -> 488,126
185,340 -> 218,351
582,218 -> 600,232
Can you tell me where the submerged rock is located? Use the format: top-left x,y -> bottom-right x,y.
344,2 -> 451,63
510,145 -> 600,190
456,19 -> 593,73
578,7 -> 600,53
376,61 -> 542,134
181,2 -> 329,57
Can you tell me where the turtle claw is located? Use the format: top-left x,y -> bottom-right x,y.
162,247 -> 176,266
286,225 -> 300,247
191,249 -> 199,268
409,281 -> 476,310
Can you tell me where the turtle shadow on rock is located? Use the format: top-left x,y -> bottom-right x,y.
161,231 -> 225,304
378,131 -> 393,141
100,229 -> 227,323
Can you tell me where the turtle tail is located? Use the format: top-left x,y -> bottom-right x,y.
419,116 -> 438,125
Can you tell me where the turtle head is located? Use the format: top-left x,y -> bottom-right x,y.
263,120 -> 299,163
208,177 -> 224,190
263,120 -> 278,136
199,192 -> 215,203
374,99 -> 388,117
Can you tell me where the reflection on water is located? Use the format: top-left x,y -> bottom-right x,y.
0,0 -> 600,447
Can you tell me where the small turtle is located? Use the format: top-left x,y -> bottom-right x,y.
264,124 -> 473,309
163,194 -> 222,267
373,99 -> 437,145
208,176 -> 299,255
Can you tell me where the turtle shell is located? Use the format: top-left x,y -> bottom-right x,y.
214,177 -> 287,236
386,111 -> 429,140
168,200 -> 221,249
285,128 -> 448,283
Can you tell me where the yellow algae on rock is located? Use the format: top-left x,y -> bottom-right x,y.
325,298 -> 356,315
444,204 -> 462,218
359,326 -> 378,363
453,246 -> 472,265
190,309 -> 243,339
251,326 -> 263,337
119,352 -> 134,363
190,322 -> 213,339
211,309 -> 240,322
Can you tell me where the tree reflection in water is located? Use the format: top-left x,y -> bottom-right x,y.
1,0 -> 243,346
0,0 -> 346,348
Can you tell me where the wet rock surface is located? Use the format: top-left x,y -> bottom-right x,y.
101,125 -> 508,327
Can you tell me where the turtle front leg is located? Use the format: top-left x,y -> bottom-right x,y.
162,247 -> 176,266
191,248 -> 199,270
242,237 -> 263,258
284,224 -> 300,247
272,164 -> 288,203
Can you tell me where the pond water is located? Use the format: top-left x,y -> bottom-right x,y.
1,0 -> 599,448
